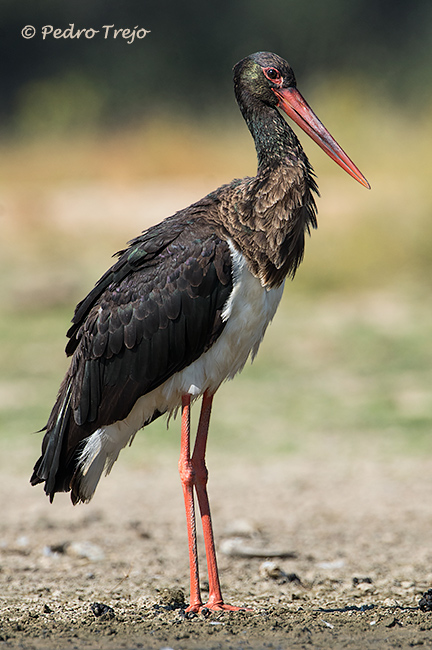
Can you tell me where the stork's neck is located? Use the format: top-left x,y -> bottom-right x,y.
243,102 -> 305,172
210,95 -> 319,288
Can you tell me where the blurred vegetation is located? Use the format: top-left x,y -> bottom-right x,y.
2,0 -> 432,135
1,0 -> 432,470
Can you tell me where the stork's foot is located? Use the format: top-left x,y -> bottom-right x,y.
203,602 -> 248,612
184,601 -> 202,614
185,599 -> 249,614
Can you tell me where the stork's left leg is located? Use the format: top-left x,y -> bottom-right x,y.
191,390 -> 244,611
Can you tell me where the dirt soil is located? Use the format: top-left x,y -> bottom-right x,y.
2,450 -> 432,649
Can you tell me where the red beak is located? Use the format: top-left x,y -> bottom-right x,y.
274,87 -> 370,189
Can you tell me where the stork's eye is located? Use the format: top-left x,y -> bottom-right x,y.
263,67 -> 282,83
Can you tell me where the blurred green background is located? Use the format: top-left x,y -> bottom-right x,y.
1,0 -> 432,474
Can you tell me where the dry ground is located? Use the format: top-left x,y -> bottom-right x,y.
1,117 -> 432,648
2,445 -> 432,649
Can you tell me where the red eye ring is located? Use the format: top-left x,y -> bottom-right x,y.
263,67 -> 282,84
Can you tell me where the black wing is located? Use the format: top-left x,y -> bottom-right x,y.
31,214 -> 233,499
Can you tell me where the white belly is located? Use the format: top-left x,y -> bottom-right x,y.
76,244 -> 284,501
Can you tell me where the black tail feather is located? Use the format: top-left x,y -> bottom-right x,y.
30,382 -> 73,501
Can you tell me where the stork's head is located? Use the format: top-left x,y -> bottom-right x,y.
234,52 -> 370,189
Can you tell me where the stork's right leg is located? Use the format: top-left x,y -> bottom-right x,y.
179,394 -> 202,613
191,391 -> 244,611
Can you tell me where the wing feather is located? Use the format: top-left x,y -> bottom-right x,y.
31,216 -> 233,500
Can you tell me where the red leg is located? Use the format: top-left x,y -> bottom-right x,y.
191,390 -> 244,611
179,394 -> 202,613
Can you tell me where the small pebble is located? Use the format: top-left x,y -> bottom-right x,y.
43,542 -> 69,557
159,587 -> 186,609
260,560 -> 285,580
259,560 -> 301,584
352,576 -> 373,586
419,589 -> 432,612
90,602 -> 115,619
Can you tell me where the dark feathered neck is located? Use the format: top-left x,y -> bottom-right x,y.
187,90 -> 319,288
222,93 -> 319,286
234,76 -> 306,172
243,101 -> 304,171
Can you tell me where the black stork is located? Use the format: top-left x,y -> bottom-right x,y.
31,52 -> 369,612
